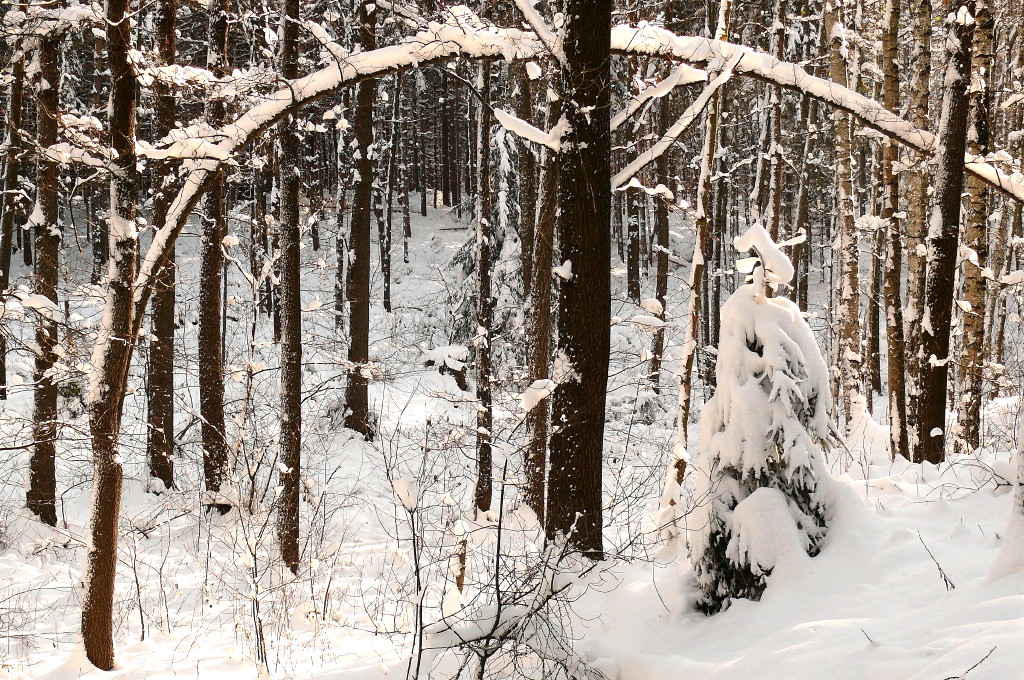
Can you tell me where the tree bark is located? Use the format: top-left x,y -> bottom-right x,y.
626,186 -> 641,302
764,0 -> 786,239
546,0 -> 612,558
516,64 -> 537,300
90,36 -> 107,285
146,0 -> 178,490
879,0 -> 908,459
523,97 -> 560,525
82,0 -> 138,666
955,0 -> 992,455
649,86 -> 671,392
904,0 -> 932,458
0,34 -> 26,401
276,0 -> 303,574
343,1 -> 376,439
199,0 -> 231,511
474,63 -> 493,515
825,0 -> 863,417
917,3 -> 976,465
676,0 -> 731,474
28,7 -> 61,527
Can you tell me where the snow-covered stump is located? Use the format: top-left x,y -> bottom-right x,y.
690,225 -> 834,614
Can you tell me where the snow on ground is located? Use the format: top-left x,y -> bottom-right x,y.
2,204 -> 1024,680
584,450 -> 1024,680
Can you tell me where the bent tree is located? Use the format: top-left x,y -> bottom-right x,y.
75,6 -> 1024,667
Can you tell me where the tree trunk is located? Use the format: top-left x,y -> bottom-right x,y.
343,2 -> 376,438
199,0 -> 230,511
0,38 -> 25,401
90,36 -> 107,285
765,0 -> 785,239
82,0 -> 138,666
474,63 -> 493,515
516,64 -> 537,300
676,0 -> 731,476
276,0 -> 303,574
917,3 -> 976,465
879,0 -> 908,459
904,0 -> 932,458
792,94 -> 817,313
28,10 -> 61,527
626,186 -> 642,302
825,0 -> 863,418
956,0 -> 992,455
866,222 -> 882,402
146,0 -> 178,490
522,97 -> 560,525
649,87 -> 671,392
546,0 -> 612,558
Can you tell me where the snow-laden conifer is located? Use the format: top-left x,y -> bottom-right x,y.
690,224 -> 834,614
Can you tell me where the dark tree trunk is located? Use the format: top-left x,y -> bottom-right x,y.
0,36 -> 25,401
28,11 -> 61,527
199,0 -> 230,511
516,64 -> 537,300
474,63 -> 493,515
626,186 -> 641,302
90,37 -> 108,284
146,0 -> 177,490
344,2 -> 376,438
546,0 -> 612,558
649,88 -> 671,392
916,4 -> 976,465
276,0 -> 303,574
82,0 -> 138,666
523,97 -> 560,524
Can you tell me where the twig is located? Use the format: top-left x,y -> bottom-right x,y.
943,646 -> 996,679
918,532 -> 956,590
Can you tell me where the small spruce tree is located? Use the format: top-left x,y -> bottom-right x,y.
690,225 -> 834,614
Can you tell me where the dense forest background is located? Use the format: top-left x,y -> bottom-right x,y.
2,0 -> 1024,678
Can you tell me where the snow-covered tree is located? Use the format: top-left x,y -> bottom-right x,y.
690,225 -> 834,614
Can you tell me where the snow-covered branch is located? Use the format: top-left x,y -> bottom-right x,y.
610,22 -> 1024,203
494,108 -> 568,151
611,50 -> 741,190
512,0 -> 562,64
610,63 -> 708,132
135,10 -> 1024,334
132,9 -> 544,323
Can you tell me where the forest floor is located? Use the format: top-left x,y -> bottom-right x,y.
2,205 -> 1023,680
